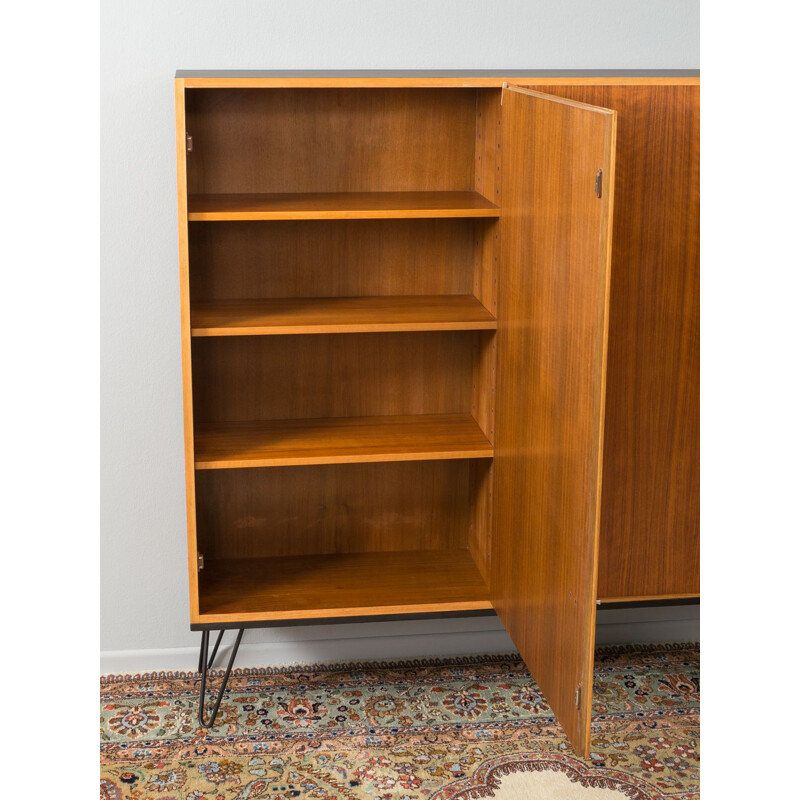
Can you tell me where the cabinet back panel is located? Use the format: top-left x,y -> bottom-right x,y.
192,332 -> 478,422
188,219 -> 479,301
195,461 -> 470,559
186,88 -> 478,194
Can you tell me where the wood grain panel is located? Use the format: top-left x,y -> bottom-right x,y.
468,91 -> 502,586
491,88 -> 616,757
187,192 -> 498,220
468,330 -> 497,586
195,461 -> 471,559
197,549 -> 491,623
468,459 -> 494,586
188,219 -> 480,301
190,295 -> 495,336
467,90 -> 503,587
473,89 -> 502,314
185,88 -> 478,194
191,332 -> 476,423
194,413 -> 493,469
598,593 -> 699,604
174,80 -> 201,619
524,84 -> 700,599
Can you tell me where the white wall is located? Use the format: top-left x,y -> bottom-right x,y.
100,0 -> 700,658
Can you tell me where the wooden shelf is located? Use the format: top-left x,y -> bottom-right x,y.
197,549 -> 492,622
191,295 -> 497,336
194,413 -> 493,469
187,191 -> 500,221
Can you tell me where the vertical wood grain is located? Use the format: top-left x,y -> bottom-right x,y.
491,87 -> 616,757
468,459 -> 494,585
196,461 -> 471,559
468,90 -> 503,583
175,79 -> 200,622
188,219 -> 478,301
473,88 -> 502,313
191,332 -> 476,423
186,88 -> 478,194
524,84 -> 700,599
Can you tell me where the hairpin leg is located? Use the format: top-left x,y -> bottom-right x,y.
198,629 -> 225,672
197,628 -> 244,727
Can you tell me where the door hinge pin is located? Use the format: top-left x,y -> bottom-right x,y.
595,169 -> 602,198
186,133 -> 193,153
197,552 -> 204,570
575,686 -> 581,708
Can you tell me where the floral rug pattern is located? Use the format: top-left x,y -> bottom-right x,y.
100,642 -> 699,799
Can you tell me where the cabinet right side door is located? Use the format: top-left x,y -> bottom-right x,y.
491,86 -> 617,757
517,82 -> 700,602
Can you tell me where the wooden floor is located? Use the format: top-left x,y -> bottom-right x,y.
194,413 -> 494,469
197,549 -> 493,622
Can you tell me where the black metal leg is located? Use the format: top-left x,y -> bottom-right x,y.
198,630 -> 209,673
197,628 -> 244,727
197,629 -> 225,673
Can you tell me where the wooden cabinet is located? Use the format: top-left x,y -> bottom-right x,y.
175,71 -> 699,756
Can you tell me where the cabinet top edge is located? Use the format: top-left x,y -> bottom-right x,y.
175,69 -> 699,87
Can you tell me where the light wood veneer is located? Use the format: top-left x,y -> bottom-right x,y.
191,295 -> 496,336
523,84 -> 700,599
491,87 -> 616,756
187,191 -> 499,221
198,549 -> 492,622
195,413 -> 493,469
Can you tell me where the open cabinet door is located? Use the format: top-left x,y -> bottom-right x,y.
492,87 -> 617,757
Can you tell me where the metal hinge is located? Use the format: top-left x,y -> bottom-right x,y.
186,133 -> 193,153
575,685 -> 582,709
595,169 -> 603,198
197,552 -> 204,571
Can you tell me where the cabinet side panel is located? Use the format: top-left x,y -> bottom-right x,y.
175,80 -> 200,621
468,331 -> 496,583
473,89 -> 502,312
468,90 -> 502,584
524,84 -> 700,599
468,459 -> 493,584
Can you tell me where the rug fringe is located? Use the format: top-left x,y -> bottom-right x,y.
99,641 -> 698,684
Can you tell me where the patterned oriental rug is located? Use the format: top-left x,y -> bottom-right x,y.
100,642 -> 699,800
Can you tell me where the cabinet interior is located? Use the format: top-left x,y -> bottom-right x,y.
185,87 -> 498,194
186,87 -> 502,621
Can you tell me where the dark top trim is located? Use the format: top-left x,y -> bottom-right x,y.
175,69 -> 699,78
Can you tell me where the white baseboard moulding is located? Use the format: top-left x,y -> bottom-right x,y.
100,605 -> 699,676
